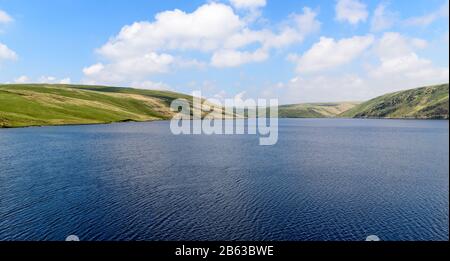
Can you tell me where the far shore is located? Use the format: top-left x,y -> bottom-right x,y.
1,117 -> 448,130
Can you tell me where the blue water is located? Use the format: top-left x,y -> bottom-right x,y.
0,119 -> 448,241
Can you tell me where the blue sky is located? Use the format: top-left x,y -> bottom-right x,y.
0,0 -> 448,103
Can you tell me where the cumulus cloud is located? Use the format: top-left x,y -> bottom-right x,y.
371,2 -> 398,32
271,32 -> 448,103
83,3 -> 320,86
0,9 -> 13,24
229,0 -> 266,10
221,7 -> 320,51
83,3 -> 243,86
335,0 -> 368,25
211,49 -> 268,67
264,74 -> 369,103
212,7 -> 320,67
289,35 -> 374,74
369,32 -> 448,82
97,3 -> 242,58
0,42 -> 17,61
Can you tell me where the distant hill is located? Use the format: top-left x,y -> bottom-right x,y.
278,102 -> 359,118
341,84 -> 449,119
1,83 -> 448,128
0,84 -> 229,128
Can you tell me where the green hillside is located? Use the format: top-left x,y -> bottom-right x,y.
1,83 -> 448,128
278,102 -> 359,118
0,84 -> 195,128
341,84 -> 449,119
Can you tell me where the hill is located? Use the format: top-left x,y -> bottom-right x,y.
1,83 -> 448,128
340,84 -> 449,119
0,84 -> 198,128
278,102 -> 359,118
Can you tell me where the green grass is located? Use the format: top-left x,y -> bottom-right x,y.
0,84 -> 193,128
340,83 -> 449,119
2,83 -> 448,128
278,102 -> 360,118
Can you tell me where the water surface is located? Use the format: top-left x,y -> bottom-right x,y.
0,119 -> 448,241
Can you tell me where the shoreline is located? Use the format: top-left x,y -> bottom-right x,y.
1,117 -> 448,130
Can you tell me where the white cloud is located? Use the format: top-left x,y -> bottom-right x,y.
14,75 -> 30,83
84,3 -> 243,85
211,7 -> 319,68
130,81 -> 171,90
270,32 -> 448,104
83,52 -> 174,85
11,75 -> 71,84
0,9 -> 13,24
374,32 -> 427,59
84,3 -> 320,86
59,78 -> 72,84
404,0 -> 449,27
211,48 -> 268,67
0,42 -> 17,61
83,63 -> 104,76
97,3 -> 242,58
335,0 -> 368,25
371,2 -> 398,32
38,76 -> 56,83
37,76 -> 72,84
175,58 -> 207,69
369,32 -> 448,82
222,7 -> 320,50
229,0 -> 266,10
292,7 -> 322,37
289,35 -> 374,74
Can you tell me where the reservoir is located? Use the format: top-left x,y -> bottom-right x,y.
0,119 -> 448,241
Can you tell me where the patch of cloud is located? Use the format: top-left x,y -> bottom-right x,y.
59,78 -> 72,84
369,32 -> 447,82
229,0 -> 266,10
83,52 -> 174,85
0,9 -> 13,24
220,7 -> 320,51
83,3 -> 320,87
14,75 -> 30,83
211,48 -> 268,67
97,3 -> 243,59
272,32 -> 448,104
0,42 -> 17,62
374,32 -> 427,59
260,74 -> 368,103
130,81 -> 171,90
38,76 -> 72,84
404,0 -> 449,27
371,2 -> 398,32
12,75 -> 71,84
335,0 -> 368,25
288,35 -> 374,74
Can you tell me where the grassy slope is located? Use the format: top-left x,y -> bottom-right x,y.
340,84 -> 449,119
0,84 -> 194,128
2,83 -> 448,128
278,102 -> 360,118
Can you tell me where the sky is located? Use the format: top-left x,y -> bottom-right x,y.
0,0 -> 449,104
